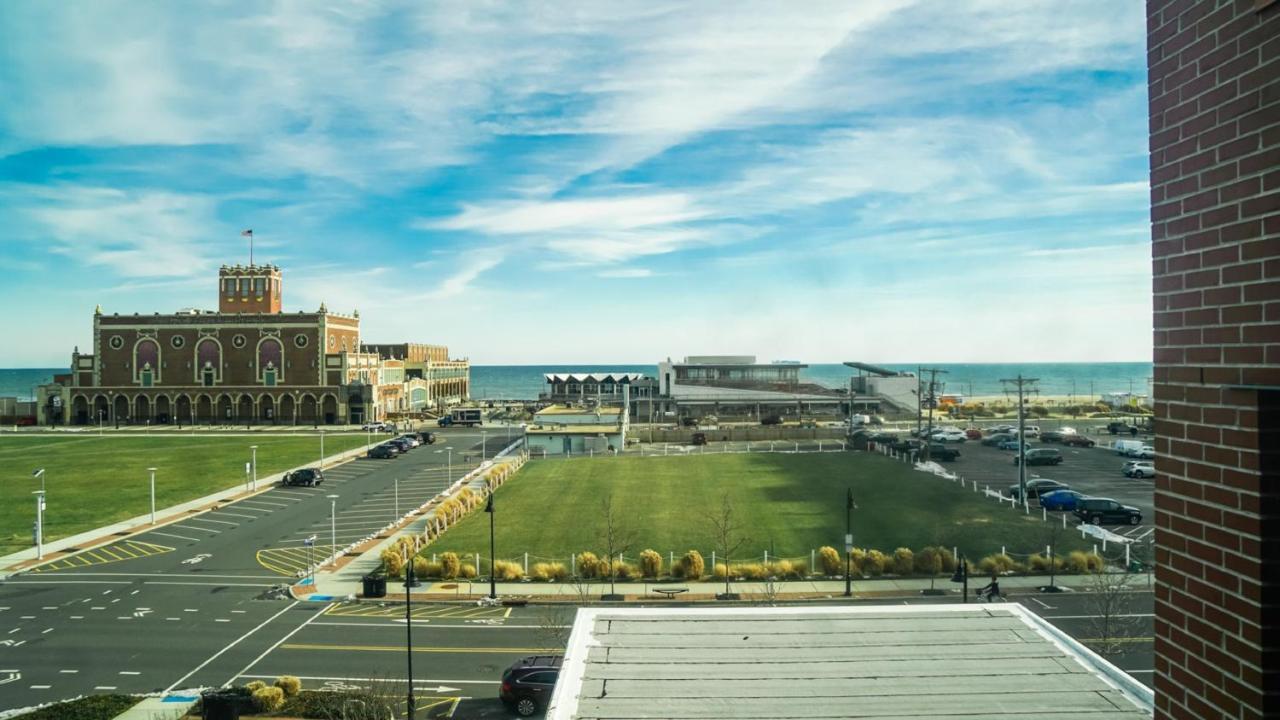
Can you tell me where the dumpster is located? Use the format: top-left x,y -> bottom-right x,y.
202,691 -> 243,720
362,574 -> 387,598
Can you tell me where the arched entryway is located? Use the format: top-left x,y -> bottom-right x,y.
237,395 -> 254,423
72,396 -> 89,425
280,395 -> 297,425
175,395 -> 192,425
93,396 -> 109,425
135,395 -> 152,423
320,395 -> 338,425
347,393 -> 365,425
216,395 -> 234,424
113,395 -> 130,424
299,394 -> 318,424
194,395 -> 211,423
154,395 -> 171,424
259,395 -> 276,424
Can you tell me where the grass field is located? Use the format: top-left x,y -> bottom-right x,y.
0,433 -> 368,554
426,453 -> 1088,566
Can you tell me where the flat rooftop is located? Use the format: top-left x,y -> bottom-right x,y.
526,424 -> 622,435
548,604 -> 1153,719
536,405 -> 623,416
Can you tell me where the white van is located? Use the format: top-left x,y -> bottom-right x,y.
1114,439 -> 1144,456
1012,425 -> 1041,438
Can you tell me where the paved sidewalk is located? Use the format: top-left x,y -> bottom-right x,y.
111,693 -> 200,720
0,440 -> 379,576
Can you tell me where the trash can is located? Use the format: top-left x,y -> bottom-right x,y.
362,574 -> 387,598
202,691 -> 242,720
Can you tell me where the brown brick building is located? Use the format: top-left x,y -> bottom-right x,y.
42,263 -> 470,426
1147,0 -> 1277,717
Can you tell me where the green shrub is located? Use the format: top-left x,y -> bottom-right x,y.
274,675 -> 302,697
425,560 -> 443,577
891,547 -> 914,575
440,552 -> 461,579
977,553 -> 1021,574
576,551 -> 601,578
862,549 -> 887,576
531,562 -> 555,581
252,686 -> 285,713
494,559 -> 524,580
639,549 -> 663,578
677,550 -> 705,580
1029,405 -> 1049,417
817,546 -> 841,575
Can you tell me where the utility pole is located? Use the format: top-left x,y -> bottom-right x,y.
1001,374 -> 1039,509
915,367 -> 923,437
920,368 -> 948,462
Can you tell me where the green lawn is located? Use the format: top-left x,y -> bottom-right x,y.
426,453 -> 1086,566
0,433 -> 368,554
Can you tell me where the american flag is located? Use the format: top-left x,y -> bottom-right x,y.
240,229 -> 253,237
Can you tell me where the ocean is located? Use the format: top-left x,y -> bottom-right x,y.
0,362 -> 1153,401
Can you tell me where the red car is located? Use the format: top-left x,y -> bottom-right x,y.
1062,434 -> 1097,448
965,428 -> 983,440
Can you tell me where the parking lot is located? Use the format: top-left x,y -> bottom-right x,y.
923,433 -> 1156,539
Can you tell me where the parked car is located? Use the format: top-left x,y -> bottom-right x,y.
925,443 -> 960,461
1074,497 -> 1142,525
1062,434 -> 1097,448
998,439 -> 1031,452
1106,421 -> 1140,436
982,433 -> 1015,446
761,414 -> 783,426
499,655 -> 563,717
388,437 -> 415,452
1039,429 -> 1067,443
282,468 -> 324,487
964,428 -> 983,440
1014,448 -> 1063,466
1135,445 -> 1155,459
1124,461 -> 1155,478
1114,440 -> 1144,456
360,421 -> 391,432
418,431 -> 436,445
930,428 -> 967,443
398,434 -> 421,448
868,432 -> 898,443
1020,425 -> 1041,439
1038,489 -> 1086,512
368,444 -> 398,459
889,439 -> 921,453
1007,478 -> 1069,500
691,432 -> 707,446
988,424 -> 1016,434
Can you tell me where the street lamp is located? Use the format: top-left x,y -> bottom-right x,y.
148,467 -> 157,524
485,491 -> 497,600
404,540 -> 417,720
32,468 -> 45,495
32,490 -> 45,560
951,554 -> 969,603
250,445 -> 258,490
326,494 -> 339,566
446,447 -> 453,481
319,430 -> 326,469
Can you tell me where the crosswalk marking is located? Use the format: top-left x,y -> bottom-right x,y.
32,541 -> 175,573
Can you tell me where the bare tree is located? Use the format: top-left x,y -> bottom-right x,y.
1085,568 -> 1141,657
706,494 -> 748,598
533,604 -> 575,652
1041,519 -> 1067,592
600,494 -> 636,598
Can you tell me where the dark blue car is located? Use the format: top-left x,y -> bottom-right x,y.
1039,489 -> 1085,512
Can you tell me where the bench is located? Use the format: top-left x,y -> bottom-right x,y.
653,587 -> 688,599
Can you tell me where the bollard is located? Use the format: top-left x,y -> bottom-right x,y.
1043,507 -> 1047,521
670,551 -> 674,568
811,549 -> 815,573
1125,544 -> 1131,568
475,552 -> 481,576
433,553 -> 437,563
1103,537 -> 1108,552
711,551 -> 716,573
572,554 -> 576,576
1063,514 -> 1067,529
953,546 -> 958,562
1093,544 -> 1098,556
1001,546 -> 1005,557
1045,545 -> 1050,557
524,552 -> 529,573
764,550 -> 769,564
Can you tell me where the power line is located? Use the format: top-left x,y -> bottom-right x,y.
1000,374 -> 1039,510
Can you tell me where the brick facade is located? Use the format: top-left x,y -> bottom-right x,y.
1147,1 -> 1278,718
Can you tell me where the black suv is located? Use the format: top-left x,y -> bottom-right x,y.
499,655 -> 563,716
282,468 -> 324,487
925,443 -> 960,461
1014,448 -> 1063,466
1074,498 -> 1142,525
368,444 -> 398,459
418,431 -> 436,445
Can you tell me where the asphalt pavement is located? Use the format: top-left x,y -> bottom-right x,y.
0,427 -> 494,713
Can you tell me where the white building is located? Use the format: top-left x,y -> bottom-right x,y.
525,404 -> 628,456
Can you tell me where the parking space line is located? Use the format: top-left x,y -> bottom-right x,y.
214,511 -> 260,520
189,517 -> 239,527
173,524 -> 220,534
148,531 -> 201,542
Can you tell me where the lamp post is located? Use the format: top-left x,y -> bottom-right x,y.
250,445 -> 258,490
148,467 -> 157,524
844,488 -> 855,598
394,478 -> 400,518
326,494 -> 339,566
481,431 -> 487,461
485,491 -> 497,599
447,447 -> 453,481
319,429 -> 326,469
304,535 -> 316,585
33,490 -> 45,560
33,468 -> 45,495
404,542 -> 417,720
951,553 -> 968,603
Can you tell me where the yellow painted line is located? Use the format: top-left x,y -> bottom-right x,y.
279,643 -> 560,654
111,544 -> 140,559
96,546 -> 126,562
85,551 -> 112,563
29,540 -> 174,573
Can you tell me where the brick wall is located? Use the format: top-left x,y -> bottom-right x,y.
1147,1 -> 1278,718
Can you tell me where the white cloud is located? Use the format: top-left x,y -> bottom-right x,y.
597,268 -> 652,279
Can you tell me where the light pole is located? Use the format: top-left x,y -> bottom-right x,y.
404,542 -> 417,720
447,447 -> 453,481
481,431 -> 487,461
33,490 -> 45,560
485,491 -> 497,599
326,494 -> 339,566
148,467 -> 157,524
32,468 -> 45,495
250,445 -> 258,490
844,488 -> 855,598
394,478 -> 400,518
304,535 -> 316,585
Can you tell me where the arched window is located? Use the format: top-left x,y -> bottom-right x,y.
258,338 -> 283,385
135,339 -> 160,386
196,339 -> 221,386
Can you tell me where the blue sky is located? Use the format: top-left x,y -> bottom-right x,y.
0,1 -> 1152,366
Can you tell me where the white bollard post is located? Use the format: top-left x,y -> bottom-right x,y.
670,551 -> 674,568
524,552 -> 529,573
475,553 -> 480,576
1001,546 -> 1005,557
764,550 -> 769,565
953,547 -> 958,563
819,441 -> 823,452
1062,514 -> 1067,529
1125,544 -> 1131,568
1103,537 -> 1108,552
794,441 -> 799,452
711,551 -> 716,573
1046,545 -> 1050,557
811,549 -> 815,573
1093,544 -> 1098,556
571,554 -> 576,576
1043,507 -> 1047,521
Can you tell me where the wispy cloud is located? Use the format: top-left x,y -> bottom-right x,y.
597,268 -> 653,279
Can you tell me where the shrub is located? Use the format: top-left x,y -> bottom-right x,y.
769,559 -> 798,579
459,564 -> 477,579
862,549 -> 887,576
245,680 -> 266,693
440,552 -> 461,579
576,551 -> 601,578
531,562 -> 555,581
381,550 -> 404,578
274,675 -> 302,697
677,550 -> 705,580
607,560 -> 640,581
494,559 -> 524,580
788,559 -> 809,577
1029,405 -> 1049,417
412,557 -> 429,579
1065,551 -> 1104,574
737,562 -> 769,580
252,686 -> 285,713
1028,553 -> 1065,573
712,562 -> 729,580
424,561 -> 443,578
977,553 -> 1020,574
891,548 -> 914,575
817,546 -> 841,575
914,546 -> 944,576
639,549 -> 663,578
848,547 -> 866,576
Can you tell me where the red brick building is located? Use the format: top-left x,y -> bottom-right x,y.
43,263 -> 470,426
1147,0 -> 1277,717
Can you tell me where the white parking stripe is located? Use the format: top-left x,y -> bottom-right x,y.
148,531 -> 202,542
172,524 -> 219,534
213,511 -> 259,520
189,517 -> 239,527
